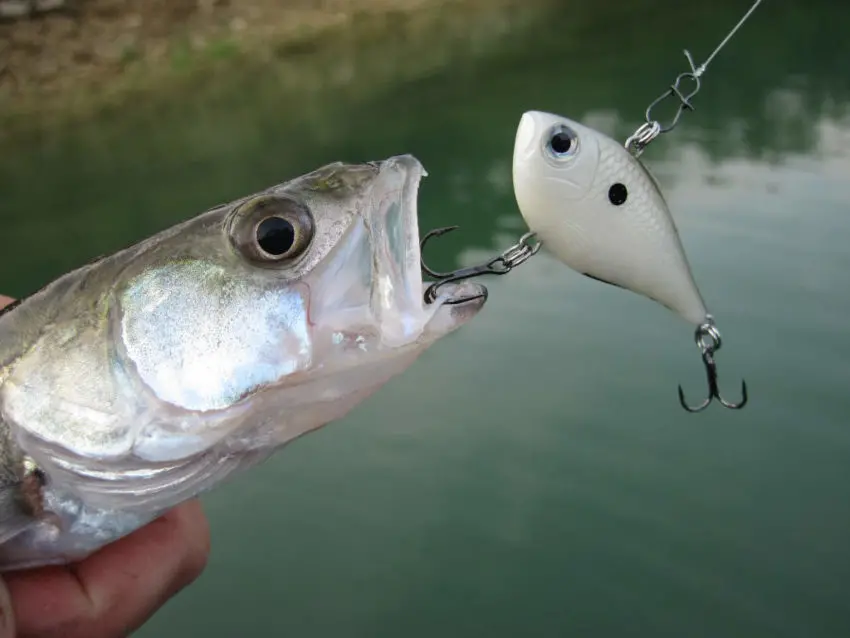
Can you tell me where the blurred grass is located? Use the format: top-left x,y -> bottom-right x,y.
0,0 -> 556,133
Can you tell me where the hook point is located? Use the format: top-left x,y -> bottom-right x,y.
677,384 -> 710,413
718,378 -> 748,410
429,225 -> 460,238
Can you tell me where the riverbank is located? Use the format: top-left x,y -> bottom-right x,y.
0,0 -> 546,132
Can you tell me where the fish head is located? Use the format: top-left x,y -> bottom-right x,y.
512,110 -> 707,325
111,155 -> 485,429
0,156 -> 489,568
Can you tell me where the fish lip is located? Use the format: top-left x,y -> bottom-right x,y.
368,156 -> 488,332
434,281 -> 488,307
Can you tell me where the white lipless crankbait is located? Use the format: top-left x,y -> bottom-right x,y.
511,110 -> 747,412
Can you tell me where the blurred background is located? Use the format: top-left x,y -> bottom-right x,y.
2,1 -> 850,636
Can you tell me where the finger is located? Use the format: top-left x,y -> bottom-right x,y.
7,500 -> 210,638
0,576 -> 15,638
0,296 -> 14,310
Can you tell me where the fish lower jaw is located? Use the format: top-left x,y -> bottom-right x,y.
342,279 -> 486,351
372,294 -> 487,348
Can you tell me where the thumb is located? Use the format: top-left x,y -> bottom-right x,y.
0,576 -> 16,637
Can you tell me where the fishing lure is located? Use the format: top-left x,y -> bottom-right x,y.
510,109 -> 747,412
421,0 -> 763,412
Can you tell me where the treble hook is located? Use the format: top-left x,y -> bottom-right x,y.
677,318 -> 748,413
420,226 -> 540,305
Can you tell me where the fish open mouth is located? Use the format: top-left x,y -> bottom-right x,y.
367,155 -> 488,346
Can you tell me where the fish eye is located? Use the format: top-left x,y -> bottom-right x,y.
230,195 -> 314,264
544,124 -> 579,160
256,216 -> 296,257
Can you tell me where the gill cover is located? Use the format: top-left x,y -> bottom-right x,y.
512,110 -> 708,325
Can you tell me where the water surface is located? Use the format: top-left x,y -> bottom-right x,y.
2,1 -> 849,636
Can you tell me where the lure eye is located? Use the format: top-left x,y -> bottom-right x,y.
231,195 -> 315,264
544,124 -> 579,160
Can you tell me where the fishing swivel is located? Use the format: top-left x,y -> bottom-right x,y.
647,51 -> 702,133
678,317 -> 748,413
625,0 -> 764,157
625,51 -> 701,157
420,227 -> 541,305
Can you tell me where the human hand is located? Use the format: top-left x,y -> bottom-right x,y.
0,295 -> 211,638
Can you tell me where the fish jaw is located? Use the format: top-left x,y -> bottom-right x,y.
512,110 -> 708,325
366,155 -> 432,347
365,155 -> 487,347
305,154 -> 487,357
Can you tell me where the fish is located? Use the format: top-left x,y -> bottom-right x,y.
0,154 -> 486,571
511,110 -> 708,326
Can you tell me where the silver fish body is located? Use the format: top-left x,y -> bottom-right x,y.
0,155 -> 485,571
512,110 -> 708,325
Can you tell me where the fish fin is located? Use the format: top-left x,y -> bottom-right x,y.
0,503 -> 41,546
0,417 -> 56,546
0,471 -> 47,546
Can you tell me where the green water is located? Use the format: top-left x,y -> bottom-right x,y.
2,0 -> 850,636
